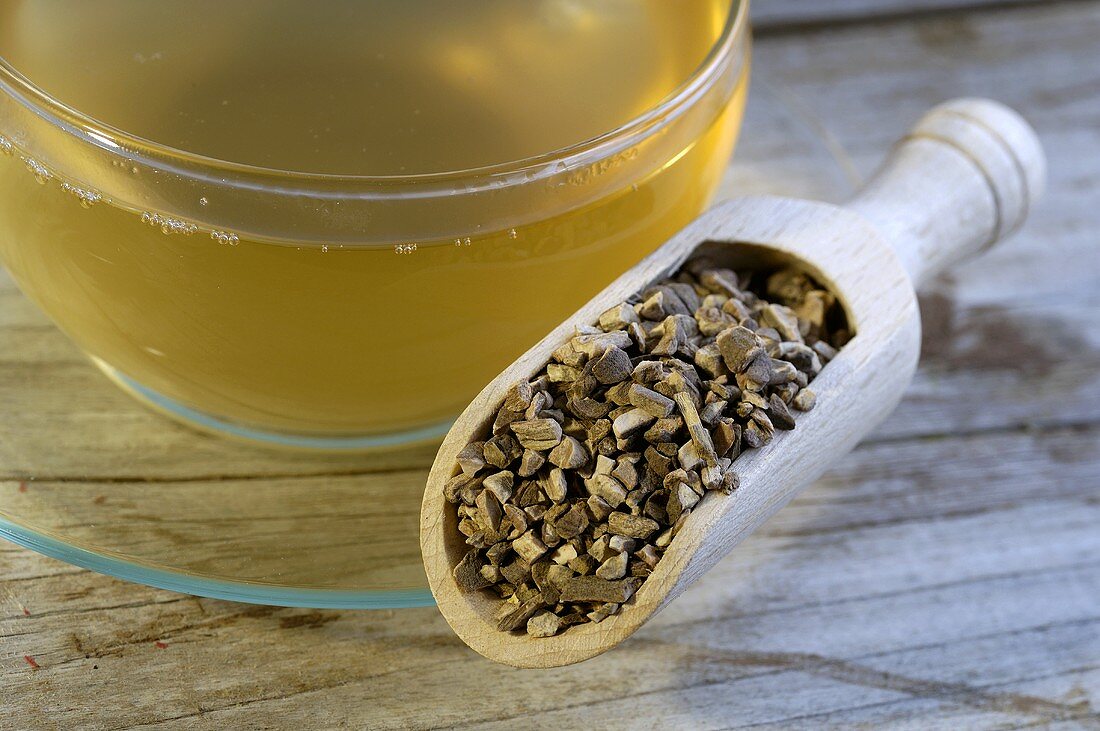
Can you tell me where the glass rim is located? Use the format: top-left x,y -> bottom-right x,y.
0,0 -> 749,188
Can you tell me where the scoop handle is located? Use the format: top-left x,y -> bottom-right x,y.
846,98 -> 1045,288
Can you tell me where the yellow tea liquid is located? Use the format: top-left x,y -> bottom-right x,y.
0,0 -> 748,441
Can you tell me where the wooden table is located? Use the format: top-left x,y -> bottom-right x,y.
3,1 -> 1098,728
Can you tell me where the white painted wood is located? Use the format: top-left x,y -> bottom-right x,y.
848,98 -> 1045,287
421,98 -> 1046,667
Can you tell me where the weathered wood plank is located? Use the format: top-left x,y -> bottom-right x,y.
2,424 -> 1097,729
443,619 -> 1099,731
33,564 -> 1095,730
757,668 -> 1098,731
752,0 -> 1043,31
740,1 -> 1100,439
1,469 -> 426,588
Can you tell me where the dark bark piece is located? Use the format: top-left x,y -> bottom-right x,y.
500,559 -> 531,586
699,268 -> 742,297
502,380 -> 534,412
493,407 -> 526,436
513,479 -> 543,508
475,489 -> 502,533
567,554 -> 599,576
550,503 -> 590,539
769,359 -> 799,385
485,541 -> 511,566
769,393 -> 797,430
591,346 -> 633,385
543,467 -> 569,503
644,416 -> 683,444
699,399 -> 727,427
743,420 -> 771,449
443,472 -> 482,504
497,597 -> 546,632
695,305 -> 738,337
674,392 -> 718,468
716,326 -> 760,372
667,282 -> 702,312
517,449 -> 546,478
611,454 -> 642,490
644,445 -> 675,476
743,350 -> 774,391
628,383 -> 675,418
777,341 -> 822,374
595,552 -> 628,580
483,433 -> 522,469
453,550 -> 491,592
712,418 -> 741,458
548,363 -> 583,383
651,314 -> 697,356
632,359 -> 665,384
638,290 -> 668,321
586,495 -> 614,522
513,531 -> 548,563
572,396 -> 610,420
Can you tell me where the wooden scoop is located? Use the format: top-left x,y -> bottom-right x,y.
421,98 -> 1045,667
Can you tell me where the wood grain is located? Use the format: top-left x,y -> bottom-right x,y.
2,0 -> 1099,727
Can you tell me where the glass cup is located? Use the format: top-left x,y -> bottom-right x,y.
0,1 -> 750,449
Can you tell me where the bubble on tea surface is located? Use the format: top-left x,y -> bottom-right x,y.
508,228 -> 518,239
0,135 -> 13,156
210,230 -> 239,246
199,196 -> 209,206
321,244 -> 329,253
142,211 -> 196,235
61,182 -> 102,208
25,158 -> 51,184
394,243 -> 417,254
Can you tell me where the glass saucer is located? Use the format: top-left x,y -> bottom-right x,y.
0,80 -> 856,609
